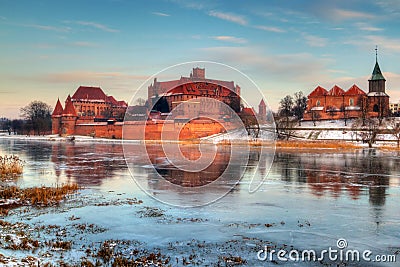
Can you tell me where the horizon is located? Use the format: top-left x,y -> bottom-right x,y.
1,0 -> 400,119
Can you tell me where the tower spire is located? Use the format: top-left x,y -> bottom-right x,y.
375,45 -> 378,63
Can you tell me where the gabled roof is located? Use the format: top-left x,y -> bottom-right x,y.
344,84 -> 366,96
62,95 -> 77,117
52,98 -> 63,116
308,86 -> 328,97
241,107 -> 256,116
328,85 -> 345,96
71,86 -> 107,101
107,95 -> 118,105
370,61 -> 386,81
117,100 -> 128,107
259,99 -> 266,107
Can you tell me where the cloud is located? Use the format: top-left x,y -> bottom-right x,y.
254,25 -> 286,33
22,23 -> 70,32
151,12 -> 170,17
65,20 -> 119,33
200,46 -> 331,83
331,8 -> 375,20
208,10 -> 247,25
347,35 -> 400,53
212,36 -> 247,44
355,22 -> 383,32
69,41 -> 98,47
30,71 -> 149,84
302,33 -> 328,47
0,16 -> 6,20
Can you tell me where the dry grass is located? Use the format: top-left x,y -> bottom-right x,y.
0,184 -> 79,215
0,155 -> 23,178
275,140 -> 360,150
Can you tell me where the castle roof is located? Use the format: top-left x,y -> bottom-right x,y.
62,95 -> 77,117
71,86 -> 107,101
370,61 -> 386,81
344,84 -> 366,95
308,86 -> 328,97
328,85 -> 345,96
52,98 -> 63,116
259,99 -> 266,107
163,81 -> 236,97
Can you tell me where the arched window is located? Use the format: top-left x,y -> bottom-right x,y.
373,104 -> 379,112
349,98 -> 354,106
316,100 -> 320,107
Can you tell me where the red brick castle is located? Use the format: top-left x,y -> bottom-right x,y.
304,51 -> 389,120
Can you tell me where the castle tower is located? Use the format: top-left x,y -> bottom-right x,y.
258,99 -> 267,124
51,98 -> 64,135
61,95 -> 78,136
191,67 -> 205,79
368,47 -> 389,116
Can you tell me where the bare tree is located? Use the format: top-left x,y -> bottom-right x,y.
20,101 -> 52,135
275,115 -> 297,140
357,96 -> 369,126
311,110 -> 321,126
279,95 -> 294,126
326,106 -> 336,121
352,118 -> 381,148
340,103 -> 348,126
293,91 -> 307,126
387,118 -> 400,148
135,97 -> 146,106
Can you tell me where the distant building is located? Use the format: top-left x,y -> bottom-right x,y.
304,50 -> 390,120
147,68 -> 241,118
389,102 -> 400,115
52,86 -> 127,136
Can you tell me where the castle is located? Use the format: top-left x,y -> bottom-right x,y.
52,68 -> 268,139
51,86 -> 127,138
303,51 -> 389,120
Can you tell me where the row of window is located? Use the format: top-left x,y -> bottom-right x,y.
314,98 -> 355,107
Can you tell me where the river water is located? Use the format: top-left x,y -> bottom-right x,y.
0,138 -> 399,266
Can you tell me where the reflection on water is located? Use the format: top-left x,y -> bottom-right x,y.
1,139 -> 399,208
272,151 -> 395,206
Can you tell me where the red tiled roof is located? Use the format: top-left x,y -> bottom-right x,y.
259,99 -> 266,106
165,82 -> 235,97
344,84 -> 366,95
107,95 -> 118,105
328,85 -> 345,96
71,86 -> 107,101
308,86 -> 328,97
117,100 -> 128,107
52,98 -> 63,116
241,107 -> 256,116
62,95 -> 77,116
154,77 -> 236,92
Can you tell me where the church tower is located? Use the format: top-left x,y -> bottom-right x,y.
368,47 -> 389,116
369,47 -> 386,94
258,99 -> 267,124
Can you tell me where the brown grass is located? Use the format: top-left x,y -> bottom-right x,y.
275,140 -> 360,150
0,155 -> 23,178
0,184 -> 79,215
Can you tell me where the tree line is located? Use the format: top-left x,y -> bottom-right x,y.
1,101 -> 52,135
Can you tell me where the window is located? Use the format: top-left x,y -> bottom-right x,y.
373,104 -> 379,112
349,98 -> 354,106
316,100 -> 320,107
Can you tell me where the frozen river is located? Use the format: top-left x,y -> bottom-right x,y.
0,138 -> 399,266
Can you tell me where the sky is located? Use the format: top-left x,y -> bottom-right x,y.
1,0 -> 400,118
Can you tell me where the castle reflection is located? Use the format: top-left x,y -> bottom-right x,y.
46,140 -> 397,207
272,151 -> 394,206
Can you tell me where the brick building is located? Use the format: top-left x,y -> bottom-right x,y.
304,53 -> 389,120
52,86 -> 127,136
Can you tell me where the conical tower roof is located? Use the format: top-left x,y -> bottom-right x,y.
62,95 -> 77,117
52,98 -> 63,117
259,99 -> 266,107
370,61 -> 385,81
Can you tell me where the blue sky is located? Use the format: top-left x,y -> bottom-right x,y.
1,0 -> 400,118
